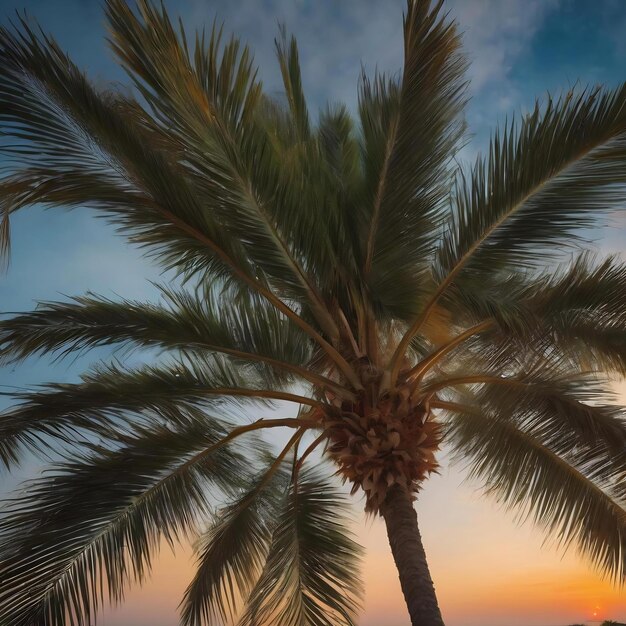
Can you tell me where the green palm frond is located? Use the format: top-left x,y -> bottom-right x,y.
0,418 -> 247,626
0,13 -> 359,383
317,103 -> 361,202
428,253 -> 626,384
428,357 -> 626,455
394,85 -> 626,371
105,0 -> 340,338
427,358 -> 626,503
448,254 -> 626,378
464,375 -> 626,497
437,86 -> 626,281
315,104 -> 363,292
550,318 -> 626,374
275,27 -> 310,142
181,456 -> 291,626
445,405 -> 626,581
0,288 -> 317,386
359,0 -> 466,318
105,0 -> 260,144
0,355 -> 319,468
444,253 -> 625,327
0,18 -> 261,286
535,254 -> 626,318
482,375 -> 625,445
0,2 -> 368,391
237,468 -> 363,626
435,268 -> 541,337
528,255 -> 626,374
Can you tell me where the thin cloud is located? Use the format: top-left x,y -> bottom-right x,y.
182,0 -> 558,111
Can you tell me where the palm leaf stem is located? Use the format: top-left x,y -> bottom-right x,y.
292,432 -> 327,487
430,399 -> 468,413
423,375 -> 532,394
337,308 -> 364,359
243,428 -> 304,511
184,419 -> 316,479
406,320 -> 494,386
363,115 -> 399,276
184,388 -> 324,408
193,346 -> 355,401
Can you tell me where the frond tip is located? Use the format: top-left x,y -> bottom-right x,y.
238,468 -> 363,626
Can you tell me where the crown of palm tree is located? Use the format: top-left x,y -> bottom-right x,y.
0,1 -> 625,626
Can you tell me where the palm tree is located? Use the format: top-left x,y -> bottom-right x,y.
0,1 -> 625,625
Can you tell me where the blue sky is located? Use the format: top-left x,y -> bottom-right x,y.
1,1 -> 626,625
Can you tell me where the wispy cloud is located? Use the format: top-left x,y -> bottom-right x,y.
450,0 -> 559,91
183,0 -> 558,116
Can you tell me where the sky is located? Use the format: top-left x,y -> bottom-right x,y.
0,0 -> 625,625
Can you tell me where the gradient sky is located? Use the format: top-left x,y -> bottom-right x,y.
1,0 -> 625,625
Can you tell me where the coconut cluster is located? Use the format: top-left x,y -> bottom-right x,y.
325,397 -> 442,513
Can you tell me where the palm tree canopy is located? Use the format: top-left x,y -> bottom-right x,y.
0,1 -> 625,625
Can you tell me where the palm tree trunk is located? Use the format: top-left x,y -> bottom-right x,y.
381,485 -> 445,626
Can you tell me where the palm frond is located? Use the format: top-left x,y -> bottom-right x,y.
359,0 -> 466,317
483,253 -> 625,328
529,254 -> 626,374
438,86 -> 626,280
0,419 -> 248,626
105,0 -> 341,340
445,405 -> 626,582
429,361 -> 626,476
0,355 -> 320,468
237,468 -> 363,626
393,84 -> 626,372
0,18 -> 241,281
550,318 -> 626,375
433,268 -> 539,335
181,455 -> 291,626
0,288 -> 324,388
107,0 -> 360,337
534,254 -> 626,317
448,254 -> 626,374
475,375 -> 626,487
315,105 -> 364,296
275,27 -> 310,141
